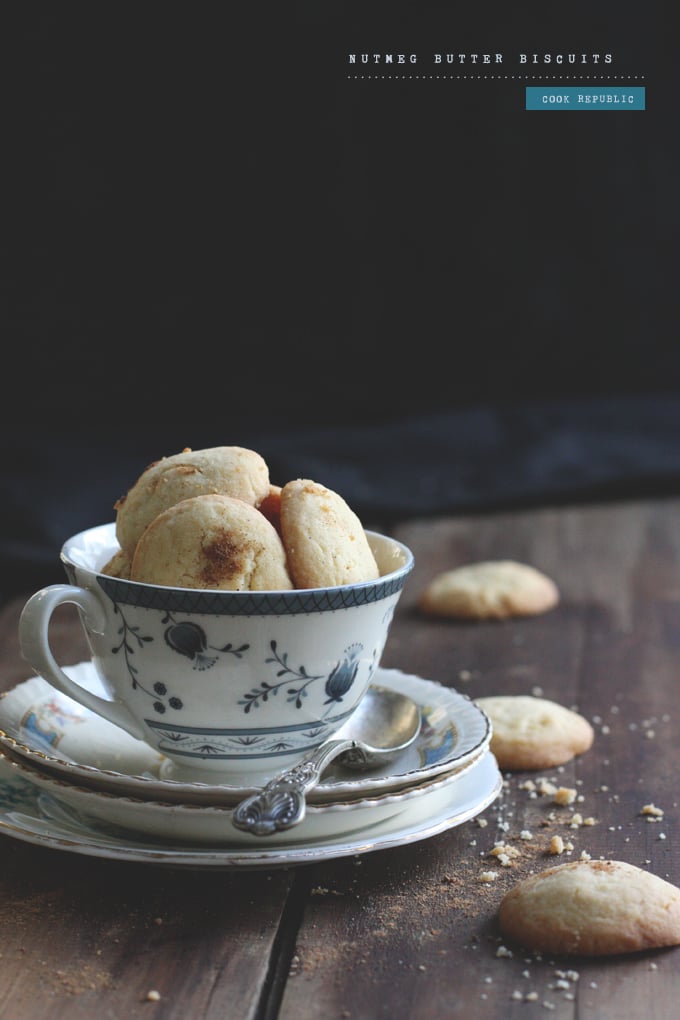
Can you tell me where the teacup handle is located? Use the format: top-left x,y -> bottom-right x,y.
19,585 -> 146,741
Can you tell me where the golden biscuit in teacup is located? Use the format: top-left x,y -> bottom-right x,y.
100,548 -> 132,579
280,478 -> 379,589
131,493 -> 293,590
258,484 -> 282,535
115,446 -> 271,558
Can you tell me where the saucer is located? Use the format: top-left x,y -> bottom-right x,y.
0,748 -> 502,868
0,743 -> 489,846
0,665 -> 491,806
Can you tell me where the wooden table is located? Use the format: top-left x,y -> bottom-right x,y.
1,497 -> 678,1019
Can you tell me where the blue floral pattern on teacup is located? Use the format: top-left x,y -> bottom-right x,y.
109,598 -> 368,726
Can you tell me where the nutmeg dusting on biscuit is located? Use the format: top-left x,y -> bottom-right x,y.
200,531 -> 243,588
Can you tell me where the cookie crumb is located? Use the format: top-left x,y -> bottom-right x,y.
554,787 -> 577,806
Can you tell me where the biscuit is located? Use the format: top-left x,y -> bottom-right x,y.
130,493 -> 293,591
419,560 -> 559,620
258,484 -> 282,535
100,549 -> 132,579
498,860 -> 680,956
475,695 -> 594,770
115,446 -> 271,558
280,478 -> 380,588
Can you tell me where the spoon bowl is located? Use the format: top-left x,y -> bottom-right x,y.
231,686 -> 421,836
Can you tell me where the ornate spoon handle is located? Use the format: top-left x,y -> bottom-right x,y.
231,737 -> 374,836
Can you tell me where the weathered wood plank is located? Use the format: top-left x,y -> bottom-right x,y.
0,599 -> 89,694
2,500 -> 679,1019
0,839 -> 299,1020
0,599 -> 299,1020
277,500 -> 680,1020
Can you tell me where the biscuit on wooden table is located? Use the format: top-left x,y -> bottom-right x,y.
419,560 -> 559,620
475,694 -> 594,770
499,860 -> 680,956
115,446 -> 271,558
280,478 -> 379,588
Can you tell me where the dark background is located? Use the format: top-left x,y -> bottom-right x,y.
2,2 -> 677,600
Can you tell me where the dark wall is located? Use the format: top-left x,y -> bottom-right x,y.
2,2 -> 677,596
6,3 -> 675,422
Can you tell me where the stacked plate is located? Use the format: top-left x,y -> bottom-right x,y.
0,663 -> 501,869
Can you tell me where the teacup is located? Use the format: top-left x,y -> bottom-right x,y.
18,523 -> 413,783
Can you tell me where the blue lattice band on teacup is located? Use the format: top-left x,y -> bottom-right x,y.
92,572 -> 410,614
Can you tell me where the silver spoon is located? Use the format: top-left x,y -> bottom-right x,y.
231,686 -> 422,836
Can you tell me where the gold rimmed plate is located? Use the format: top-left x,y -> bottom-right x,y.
0,665 -> 491,806
0,748 -> 502,868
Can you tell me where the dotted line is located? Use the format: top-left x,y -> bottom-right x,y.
346,74 -> 646,80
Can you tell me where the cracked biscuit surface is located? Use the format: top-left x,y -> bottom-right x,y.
114,446 -> 270,558
130,493 -> 293,590
475,694 -> 594,769
280,478 -> 379,589
99,548 -> 132,579
499,860 -> 680,956
419,560 -> 559,620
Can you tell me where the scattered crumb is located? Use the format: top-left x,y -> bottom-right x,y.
145,990 -> 161,1002
554,787 -> 577,806
490,843 -> 521,865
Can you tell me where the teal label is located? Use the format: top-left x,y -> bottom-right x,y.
526,86 -> 645,110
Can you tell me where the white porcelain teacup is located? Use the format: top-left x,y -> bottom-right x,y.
18,523 -> 413,783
